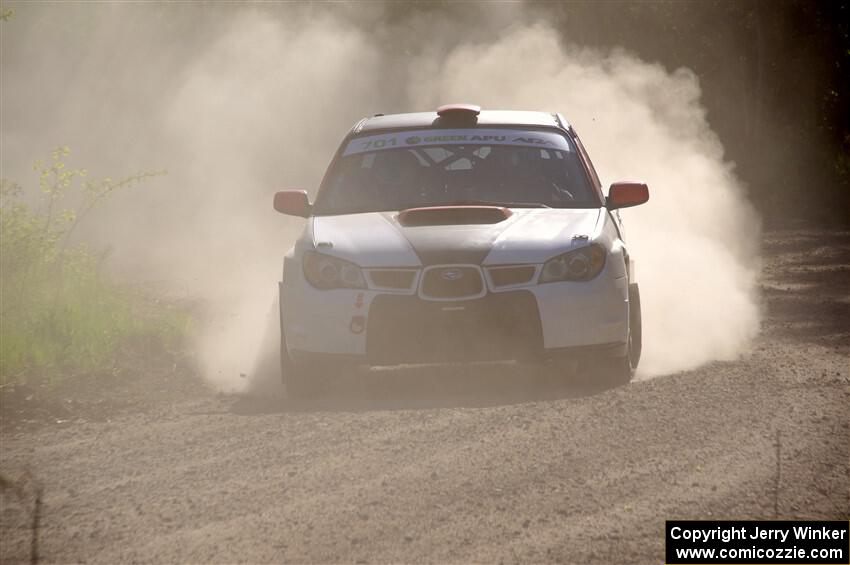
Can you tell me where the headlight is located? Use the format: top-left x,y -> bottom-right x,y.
303,251 -> 366,289
539,244 -> 606,283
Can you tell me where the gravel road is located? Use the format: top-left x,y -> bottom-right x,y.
1,228 -> 848,564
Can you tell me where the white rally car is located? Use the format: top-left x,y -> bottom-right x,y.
274,104 -> 649,395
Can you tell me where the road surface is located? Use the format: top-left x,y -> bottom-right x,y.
1,228 -> 848,564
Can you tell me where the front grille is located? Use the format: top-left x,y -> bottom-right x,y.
366,291 -> 543,364
368,269 -> 416,290
488,265 -> 536,287
421,266 -> 483,299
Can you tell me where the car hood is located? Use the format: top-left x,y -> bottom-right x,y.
310,208 -> 604,267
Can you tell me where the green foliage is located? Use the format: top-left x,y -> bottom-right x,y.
0,148 -> 186,384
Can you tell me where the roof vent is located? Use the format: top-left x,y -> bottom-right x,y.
436,103 -> 481,117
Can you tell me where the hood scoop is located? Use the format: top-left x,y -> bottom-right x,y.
397,206 -> 512,227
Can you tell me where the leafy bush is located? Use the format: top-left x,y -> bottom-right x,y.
0,148 -> 187,384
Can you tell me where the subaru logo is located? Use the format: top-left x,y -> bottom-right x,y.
440,268 -> 463,281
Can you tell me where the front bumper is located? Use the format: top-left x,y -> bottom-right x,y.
281,260 -> 629,365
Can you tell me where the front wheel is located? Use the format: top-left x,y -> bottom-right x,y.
580,283 -> 642,387
280,327 -> 358,397
279,304 -> 332,397
280,336 -> 334,398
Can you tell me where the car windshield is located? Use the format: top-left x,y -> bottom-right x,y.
313,128 -> 598,215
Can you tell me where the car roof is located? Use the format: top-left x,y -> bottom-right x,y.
354,109 -> 570,134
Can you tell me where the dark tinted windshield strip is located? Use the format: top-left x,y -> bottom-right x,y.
342,128 -> 572,157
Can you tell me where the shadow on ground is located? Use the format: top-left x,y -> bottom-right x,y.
761,228 -> 850,347
229,362 -> 618,416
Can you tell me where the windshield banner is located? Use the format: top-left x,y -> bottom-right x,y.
342,128 -> 572,156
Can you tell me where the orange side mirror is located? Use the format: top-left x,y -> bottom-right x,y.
607,182 -> 649,210
273,190 -> 311,217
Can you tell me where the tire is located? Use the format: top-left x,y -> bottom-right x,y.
279,297 -> 327,397
279,329 -> 329,398
628,282 -> 642,367
279,334 -> 302,397
580,283 -> 642,387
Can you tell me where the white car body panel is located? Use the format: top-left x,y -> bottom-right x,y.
311,213 -> 420,267
485,208 -> 603,265
281,207 -> 631,359
311,208 -> 606,266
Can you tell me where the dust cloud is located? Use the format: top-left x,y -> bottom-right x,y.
406,24 -> 762,377
1,4 -> 760,389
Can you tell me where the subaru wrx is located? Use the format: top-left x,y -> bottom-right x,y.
274,104 -> 649,395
